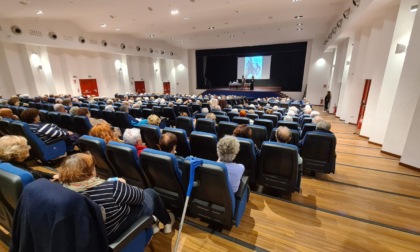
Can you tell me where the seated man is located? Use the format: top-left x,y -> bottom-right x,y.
20,108 -> 79,151
155,132 -> 183,177
216,135 -> 245,193
276,126 -> 302,165
123,128 -> 147,155
298,120 -> 334,151
53,103 -> 67,113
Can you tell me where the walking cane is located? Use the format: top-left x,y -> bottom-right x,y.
174,158 -> 203,252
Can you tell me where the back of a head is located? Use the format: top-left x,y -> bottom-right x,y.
20,108 -> 39,123
316,121 -> 331,131
123,128 -> 142,146
284,115 -> 293,122
310,111 -> 320,118
77,107 -> 89,116
120,105 -> 129,113
276,126 -> 292,143
89,123 -> 118,143
59,153 -> 96,184
0,135 -> 28,162
217,135 -> 240,163
69,106 -> 79,115
202,107 -> 209,114
104,105 -> 115,111
233,124 -> 252,139
205,113 -> 216,121
0,108 -> 14,119
239,110 -> 247,117
312,115 -> 323,124
158,132 -> 177,153
147,114 -> 161,126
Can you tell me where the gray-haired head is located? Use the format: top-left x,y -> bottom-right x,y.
217,135 -> 240,162
316,121 -> 331,131
123,128 -> 142,146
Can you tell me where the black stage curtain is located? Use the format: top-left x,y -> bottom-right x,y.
196,42 -> 307,91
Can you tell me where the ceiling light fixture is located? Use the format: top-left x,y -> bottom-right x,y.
230,35 -> 235,38
115,28 -> 120,31
208,26 -> 215,30
343,8 -> 350,19
183,17 -> 189,20
291,0 -> 301,2
36,10 -> 43,15
19,1 -> 29,5
180,40 -> 184,43
352,0 -> 361,7
411,5 -> 418,12
337,18 -> 343,28
100,24 -> 107,28
296,23 -> 303,26
297,28 -> 303,31
171,9 -> 179,15
149,34 -> 155,38
294,15 -> 303,19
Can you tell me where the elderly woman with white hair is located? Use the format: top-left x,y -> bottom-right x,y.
216,136 -> 245,193
123,128 -> 146,155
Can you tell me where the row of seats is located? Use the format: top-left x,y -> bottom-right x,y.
0,163 -> 153,251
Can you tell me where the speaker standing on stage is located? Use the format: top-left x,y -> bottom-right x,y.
250,76 -> 255,90
324,91 -> 331,112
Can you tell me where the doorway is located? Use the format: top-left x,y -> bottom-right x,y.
134,81 -> 146,93
163,82 -> 170,94
79,79 -> 99,97
357,79 -> 371,130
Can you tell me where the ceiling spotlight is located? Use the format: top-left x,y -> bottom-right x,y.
149,34 -> 155,38
337,18 -> 343,28
291,0 -> 301,2
343,8 -> 350,19
183,17 -> 190,20
208,26 -> 215,30
100,24 -> 107,28
296,23 -> 303,26
230,35 -> 235,38
332,27 -> 337,34
179,40 -> 184,43
171,9 -> 179,15
115,28 -> 120,31
352,0 -> 361,7
294,15 -> 303,19
297,28 -> 303,31
19,1 -> 30,5
36,10 -> 43,15
411,5 -> 418,12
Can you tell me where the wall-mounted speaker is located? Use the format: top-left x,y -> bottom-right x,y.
101,40 -> 108,47
11,25 -> 22,35
48,32 -> 57,40
120,43 -> 126,49
79,36 -> 86,44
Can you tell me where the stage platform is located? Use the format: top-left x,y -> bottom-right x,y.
201,87 -> 281,99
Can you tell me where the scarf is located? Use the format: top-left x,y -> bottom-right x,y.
64,177 -> 106,192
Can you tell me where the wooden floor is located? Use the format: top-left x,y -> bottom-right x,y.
146,108 -> 420,252
2,108 -> 420,252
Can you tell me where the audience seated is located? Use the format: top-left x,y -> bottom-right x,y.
59,153 -> 175,240
123,128 -> 146,155
0,135 -> 57,179
20,108 -> 79,152
155,132 -> 183,177
89,123 -> 122,144
276,126 -> 302,165
0,108 -> 19,120
216,136 -> 245,193
233,124 -> 260,157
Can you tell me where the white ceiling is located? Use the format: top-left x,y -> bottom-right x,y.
0,0 -> 353,49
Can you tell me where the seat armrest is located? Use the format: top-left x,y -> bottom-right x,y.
235,175 -> 249,200
46,135 -> 69,145
108,215 -> 154,251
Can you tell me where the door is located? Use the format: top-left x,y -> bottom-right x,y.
79,79 -> 99,97
357,79 -> 371,130
163,82 -> 170,94
134,81 -> 145,93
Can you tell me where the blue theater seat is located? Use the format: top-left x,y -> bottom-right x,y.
162,127 -> 191,157
195,118 -> 217,135
300,131 -> 336,174
189,131 -> 218,161
175,116 -> 194,137
139,124 -> 161,149
233,137 -> 257,184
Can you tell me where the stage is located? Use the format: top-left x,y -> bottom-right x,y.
201,86 -> 282,99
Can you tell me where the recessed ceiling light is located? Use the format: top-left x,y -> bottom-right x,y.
170,37 -> 175,40
100,24 -> 107,28
149,34 -> 155,38
230,35 -> 235,38
208,26 -> 215,30
171,9 -> 179,15
183,17 -> 190,20
235,10 -> 240,13
36,10 -> 43,15
148,7 -> 153,11
291,0 -> 301,2
295,15 -> 303,19
180,40 -> 184,43
224,31 -> 229,34
19,1 -> 29,5
115,28 -> 120,31
296,23 -> 303,26
297,28 -> 303,31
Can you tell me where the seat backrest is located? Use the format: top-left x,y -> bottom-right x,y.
255,110 -> 264,118
139,149 -> 185,216
246,114 -> 259,120
272,112 -> 283,120
232,117 -> 250,125
195,118 -> 217,135
73,116 -> 93,135
162,107 -> 177,120
300,131 -> 336,174
247,124 -> 267,149
178,105 -> 191,117
38,109 -> 49,122
182,158 -> 235,227
217,121 -> 238,139
152,106 -> 162,117
233,137 -> 257,183
60,113 -> 76,132
17,107 -> 28,117
262,114 -> 278,126
162,127 -> 191,157
78,135 -> 116,178
129,108 -> 142,119
142,108 -> 152,119
101,110 -> 116,126
277,121 -> 300,131
189,131 -> 218,161
258,141 -> 299,193
175,116 -> 194,137
194,113 -> 206,119
0,163 -> 34,242
89,108 -> 102,119
227,112 -> 239,121
139,124 -> 161,148
10,121 -> 67,163
0,118 -> 13,135
253,119 -> 273,136
212,111 -> 226,116
192,104 -> 202,114
115,111 -> 133,130
300,123 -> 317,139
301,117 -> 313,127
106,141 -> 149,188
47,112 -> 63,128
215,114 -> 230,124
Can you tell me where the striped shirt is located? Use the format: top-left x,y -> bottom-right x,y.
28,122 -> 68,144
82,181 -> 144,237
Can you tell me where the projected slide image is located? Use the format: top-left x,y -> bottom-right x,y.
245,56 -> 262,79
